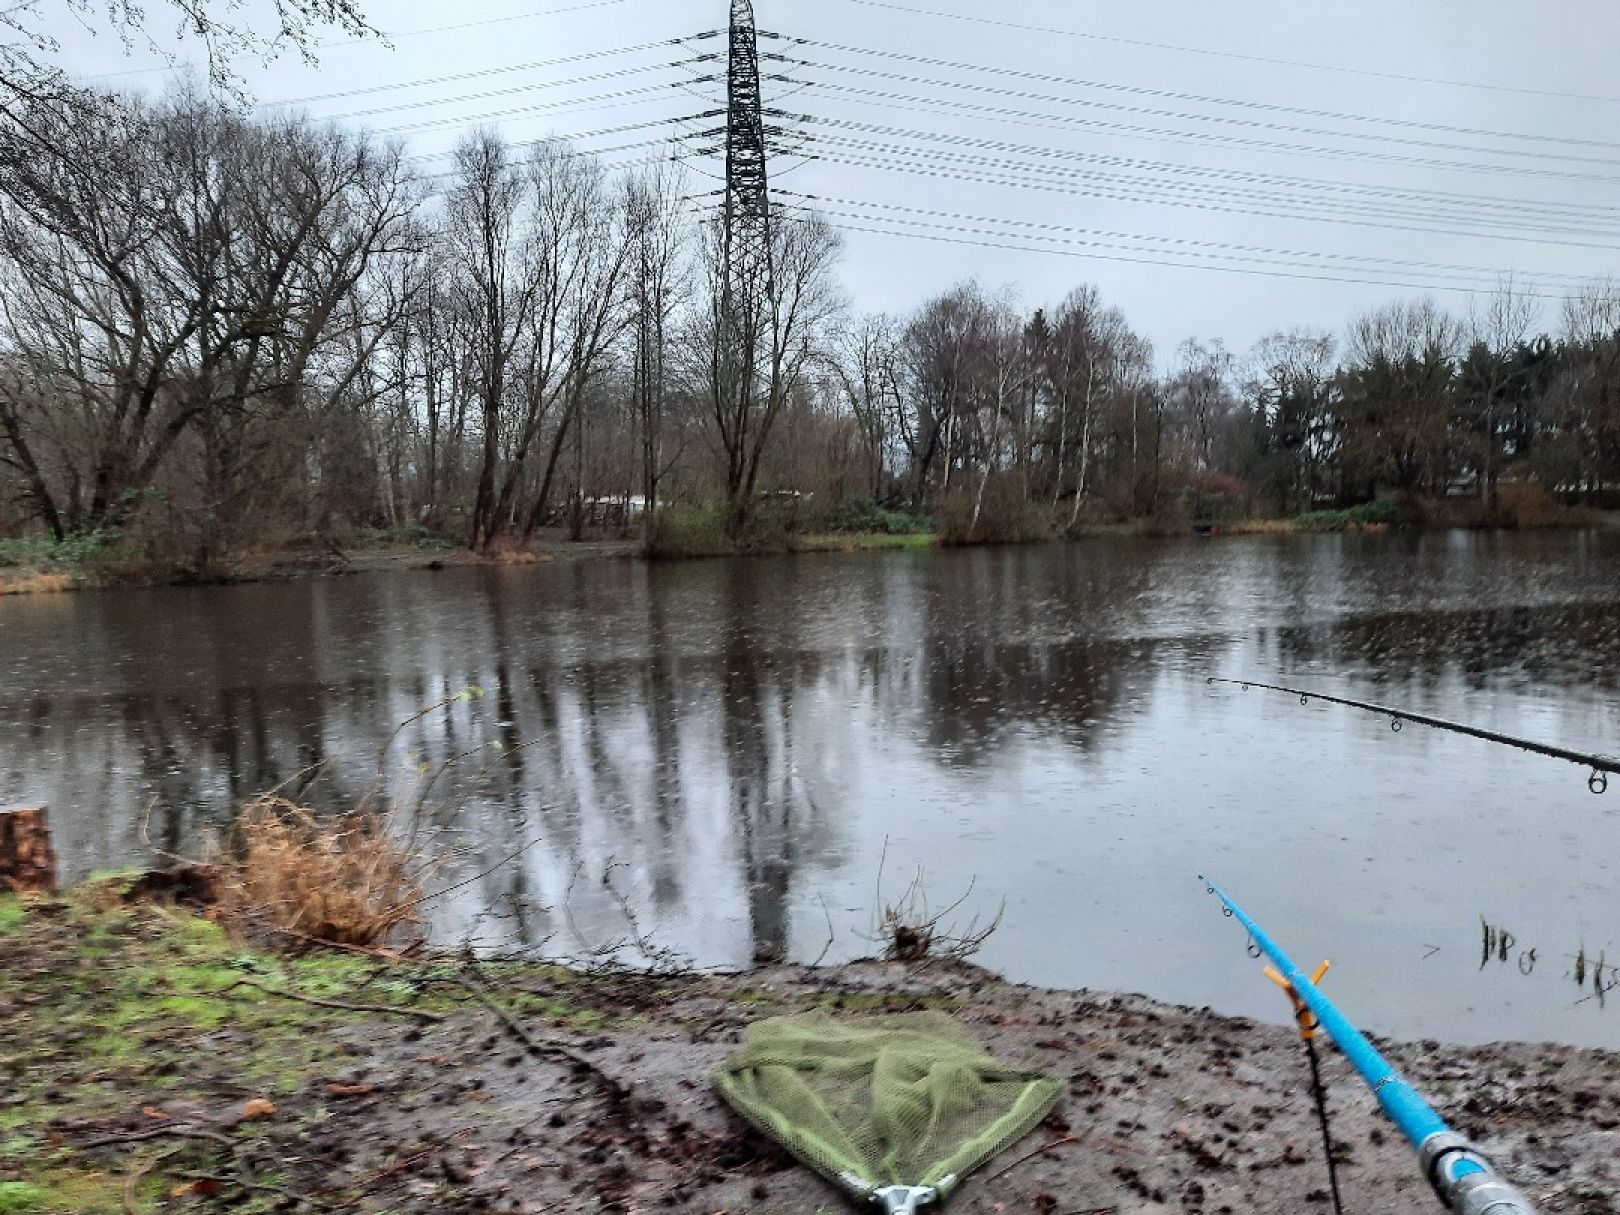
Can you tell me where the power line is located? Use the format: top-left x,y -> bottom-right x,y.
798,133 -> 1620,244
814,206 -> 1525,289
794,129 -> 1620,227
304,64 -> 695,125
805,141 -> 1620,253
788,104 -> 1620,188
778,191 -> 1599,287
402,116 -> 706,163
781,38 -> 1620,155
357,82 -> 696,138
818,213 -> 1593,301
781,118 -> 1620,242
837,0 -> 1620,107
260,40 -> 680,108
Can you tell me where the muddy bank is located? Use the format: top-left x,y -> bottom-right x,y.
0,539 -> 641,597
1,890 -> 1615,1214
0,534 -> 938,596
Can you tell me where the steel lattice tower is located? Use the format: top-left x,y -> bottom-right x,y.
720,0 -> 773,345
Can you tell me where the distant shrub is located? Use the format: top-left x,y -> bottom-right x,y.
1294,494 -> 1407,531
1173,471 -> 1256,524
1418,484 -> 1603,530
356,523 -> 454,551
0,530 -> 110,575
643,503 -> 732,558
814,498 -> 933,535
643,500 -> 798,558
1493,483 -> 1604,529
935,476 -> 1050,546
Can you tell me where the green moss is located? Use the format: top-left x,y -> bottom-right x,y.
506,991 -> 604,1029
0,1133 -> 39,1157
811,992 -> 957,1014
0,1182 -> 43,1214
1,1167 -> 138,1215
0,898 -> 24,936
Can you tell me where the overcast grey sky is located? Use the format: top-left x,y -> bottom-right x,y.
53,0 -> 1620,363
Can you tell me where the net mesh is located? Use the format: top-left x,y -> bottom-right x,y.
713,1011 -> 1061,1197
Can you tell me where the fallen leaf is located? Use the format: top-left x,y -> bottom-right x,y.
324,1083 -> 376,1097
240,1097 -> 277,1121
170,1178 -> 223,1198
142,1106 -> 168,1120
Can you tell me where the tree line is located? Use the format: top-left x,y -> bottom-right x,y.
2,91 -> 1618,566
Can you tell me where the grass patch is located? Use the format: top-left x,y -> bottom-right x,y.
353,523 -> 455,552
0,532 -> 107,593
793,532 -> 936,553
0,898 -> 25,936
0,1183 -> 44,1215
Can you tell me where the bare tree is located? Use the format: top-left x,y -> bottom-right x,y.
830,313 -> 902,502
448,132 -> 535,551
1463,276 -> 1540,505
0,90 -> 417,557
1244,328 -> 1338,511
2,0 -> 374,104
1046,286 -> 1128,529
1342,298 -> 1463,495
624,162 -> 688,541
894,282 -> 996,505
700,209 -> 842,536
515,144 -> 634,545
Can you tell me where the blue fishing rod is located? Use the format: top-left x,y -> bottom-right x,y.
1202,878 -> 1538,1215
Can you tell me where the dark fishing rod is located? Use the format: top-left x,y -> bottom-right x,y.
1207,677 -> 1618,794
1203,879 -> 1538,1215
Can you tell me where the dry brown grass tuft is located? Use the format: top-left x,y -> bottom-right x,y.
0,572 -> 75,595
217,796 -> 425,947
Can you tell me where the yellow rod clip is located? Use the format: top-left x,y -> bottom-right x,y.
1263,960 -> 1331,1040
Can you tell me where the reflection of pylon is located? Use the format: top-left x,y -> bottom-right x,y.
720,0 -> 773,350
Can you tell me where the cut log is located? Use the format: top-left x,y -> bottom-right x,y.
0,806 -> 57,893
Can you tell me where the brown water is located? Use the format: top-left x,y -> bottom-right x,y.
3,532 -> 1618,1047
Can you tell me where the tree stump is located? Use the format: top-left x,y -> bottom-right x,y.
0,806 -> 57,893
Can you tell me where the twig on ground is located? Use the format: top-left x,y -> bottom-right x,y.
83,1125 -> 236,1150
82,1121 -> 236,1153
123,1148 -> 180,1215
177,1169 -> 331,1210
446,963 -> 632,1105
264,924 -> 416,960
987,1130 -> 1090,1182
216,975 -> 444,1022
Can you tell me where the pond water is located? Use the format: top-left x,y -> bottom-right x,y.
3,532 -> 1618,1048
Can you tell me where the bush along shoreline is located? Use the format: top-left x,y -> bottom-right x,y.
1,488 -> 1614,595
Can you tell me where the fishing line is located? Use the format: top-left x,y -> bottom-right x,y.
1206,678 -> 1618,794
1304,1035 -> 1347,1215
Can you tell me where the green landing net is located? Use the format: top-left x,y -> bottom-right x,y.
714,1012 -> 1062,1214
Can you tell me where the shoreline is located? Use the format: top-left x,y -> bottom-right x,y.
1,888 -> 1614,1213
2,512 -> 1617,599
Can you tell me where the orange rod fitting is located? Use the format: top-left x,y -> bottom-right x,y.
1263,961 -> 1331,1040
